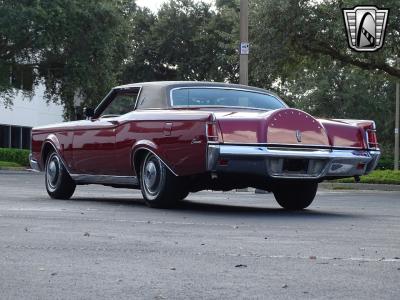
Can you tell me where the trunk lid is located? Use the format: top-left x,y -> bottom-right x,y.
214,108 -> 364,149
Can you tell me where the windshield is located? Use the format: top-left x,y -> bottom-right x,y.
171,88 -> 285,110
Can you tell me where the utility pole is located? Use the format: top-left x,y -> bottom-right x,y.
239,0 -> 249,86
395,75 -> 399,170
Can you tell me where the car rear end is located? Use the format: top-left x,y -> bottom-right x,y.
206,108 -> 380,183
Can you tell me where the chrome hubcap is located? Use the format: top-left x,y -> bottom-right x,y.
144,160 -> 158,192
47,155 -> 60,189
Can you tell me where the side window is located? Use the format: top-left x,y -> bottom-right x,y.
101,92 -> 139,117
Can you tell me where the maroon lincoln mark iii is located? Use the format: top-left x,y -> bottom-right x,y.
30,81 -> 380,210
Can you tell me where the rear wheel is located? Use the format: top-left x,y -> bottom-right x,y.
139,152 -> 183,208
273,181 -> 318,210
177,189 -> 190,201
45,151 -> 76,199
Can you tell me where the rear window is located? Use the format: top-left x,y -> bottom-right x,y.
171,88 -> 285,110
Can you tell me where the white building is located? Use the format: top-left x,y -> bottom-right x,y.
0,83 -> 64,149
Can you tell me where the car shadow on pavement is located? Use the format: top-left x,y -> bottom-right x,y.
69,196 -> 357,219
176,200 -> 357,219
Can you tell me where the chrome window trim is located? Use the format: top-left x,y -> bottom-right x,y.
169,86 -> 288,109
133,86 -> 143,110
171,105 -> 277,112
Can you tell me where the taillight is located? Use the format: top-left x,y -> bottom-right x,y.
206,122 -> 219,142
366,129 -> 378,149
365,122 -> 378,149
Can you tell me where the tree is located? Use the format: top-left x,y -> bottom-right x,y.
251,0 -> 400,82
0,0 -> 134,118
250,0 -> 398,153
1,0 -> 397,155
120,0 -> 239,84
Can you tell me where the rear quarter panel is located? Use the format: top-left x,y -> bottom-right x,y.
319,119 -> 366,149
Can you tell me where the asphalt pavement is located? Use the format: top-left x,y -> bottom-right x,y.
0,170 -> 399,299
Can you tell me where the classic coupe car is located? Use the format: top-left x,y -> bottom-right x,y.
30,81 -> 380,209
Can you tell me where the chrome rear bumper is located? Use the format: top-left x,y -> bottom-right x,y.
207,145 -> 380,180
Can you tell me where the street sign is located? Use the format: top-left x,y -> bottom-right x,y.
240,42 -> 249,55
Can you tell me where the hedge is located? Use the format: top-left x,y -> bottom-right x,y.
376,155 -> 395,170
335,170 -> 400,185
0,148 -> 30,166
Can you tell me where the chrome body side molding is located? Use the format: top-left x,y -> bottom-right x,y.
70,174 -> 139,186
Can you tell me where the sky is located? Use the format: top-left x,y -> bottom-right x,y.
136,0 -> 214,12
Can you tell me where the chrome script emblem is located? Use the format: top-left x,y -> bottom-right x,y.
343,6 -> 389,52
295,130 -> 302,143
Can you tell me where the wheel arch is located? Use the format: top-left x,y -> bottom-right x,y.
41,142 -> 55,166
131,142 -> 178,178
40,134 -> 69,172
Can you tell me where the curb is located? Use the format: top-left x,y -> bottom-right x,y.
0,167 -> 28,171
0,168 -> 39,174
320,182 -> 400,192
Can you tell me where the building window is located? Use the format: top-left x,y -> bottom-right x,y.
22,127 -> 31,149
11,126 -> 21,148
0,125 -> 11,148
0,124 -> 31,149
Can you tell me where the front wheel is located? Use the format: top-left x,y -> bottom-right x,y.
45,151 -> 76,199
140,153 -> 183,208
273,181 -> 318,210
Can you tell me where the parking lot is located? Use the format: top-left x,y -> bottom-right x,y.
0,170 -> 399,299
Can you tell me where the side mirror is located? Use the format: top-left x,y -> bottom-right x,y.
84,107 -> 95,119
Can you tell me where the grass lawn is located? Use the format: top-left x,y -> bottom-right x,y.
335,170 -> 400,185
0,161 -> 24,168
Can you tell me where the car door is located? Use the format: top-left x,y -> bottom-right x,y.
72,88 -> 140,175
